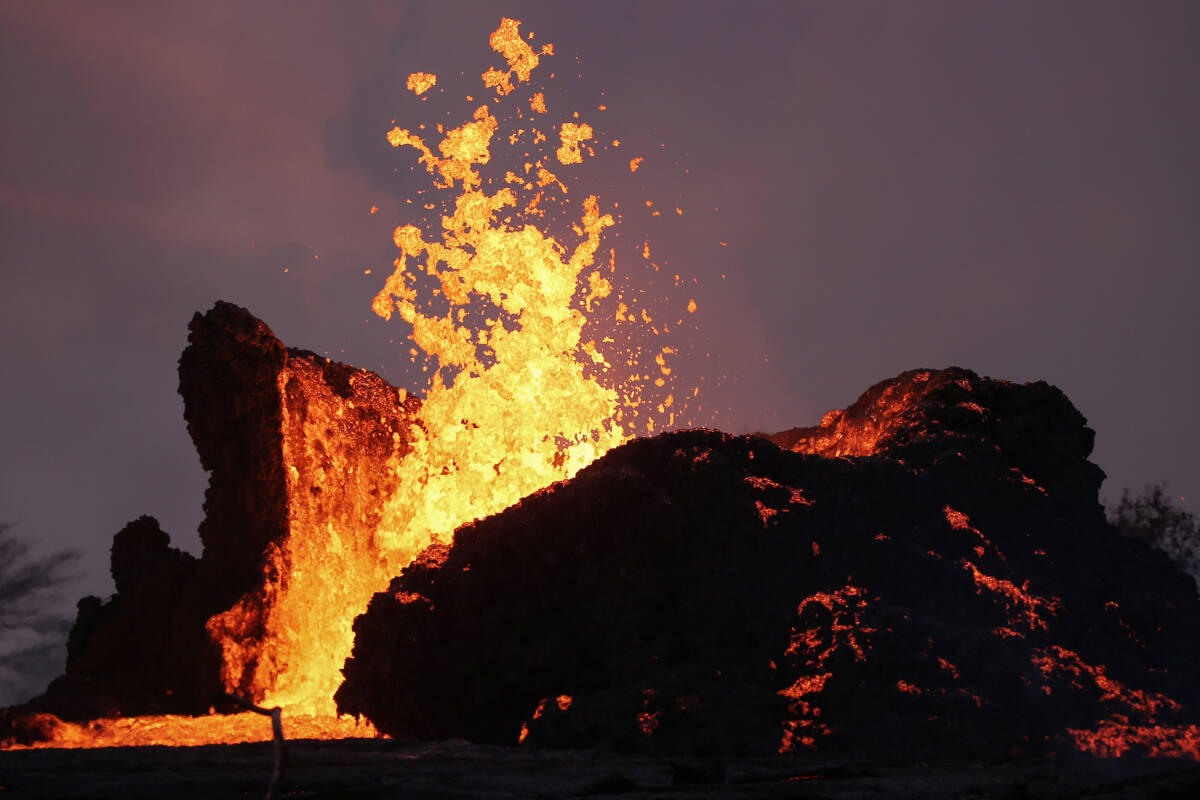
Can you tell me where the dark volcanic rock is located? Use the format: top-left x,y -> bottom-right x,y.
178,300 -> 291,609
2,302 -> 420,737
767,367 -> 1107,515
337,367 -> 1200,760
31,515 -> 219,722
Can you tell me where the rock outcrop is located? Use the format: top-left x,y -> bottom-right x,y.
337,368 -> 1200,759
190,302 -> 421,703
35,515 -> 219,721
3,302 -> 419,733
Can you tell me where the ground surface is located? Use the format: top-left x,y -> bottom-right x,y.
3,739 -> 1200,799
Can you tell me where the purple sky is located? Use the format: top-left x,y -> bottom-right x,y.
2,0 -> 1198,679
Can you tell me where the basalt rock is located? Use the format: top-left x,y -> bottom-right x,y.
29,515 -> 217,721
192,301 -> 421,700
337,368 -> 1200,760
3,302 -> 420,735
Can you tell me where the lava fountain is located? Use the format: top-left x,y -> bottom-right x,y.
9,17 -> 697,748
208,16 -> 690,720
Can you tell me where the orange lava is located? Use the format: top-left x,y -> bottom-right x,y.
1070,722 -> 1200,759
778,586 -> 874,753
18,16 -> 696,750
5,712 -> 377,750
1032,645 -> 1200,757
965,561 -> 1061,632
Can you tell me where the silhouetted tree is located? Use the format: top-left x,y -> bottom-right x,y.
1109,484 -> 1200,592
0,521 -> 78,706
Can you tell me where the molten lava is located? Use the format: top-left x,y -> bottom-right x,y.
208,16 -> 693,727
9,17 -> 695,749
14,713 -> 375,749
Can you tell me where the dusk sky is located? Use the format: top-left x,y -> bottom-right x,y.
2,1 -> 1198,698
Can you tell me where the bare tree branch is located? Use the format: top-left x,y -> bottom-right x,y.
0,520 -> 79,705
1109,484 -> 1200,592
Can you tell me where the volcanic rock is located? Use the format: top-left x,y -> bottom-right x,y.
768,368 -> 1106,514
3,302 -> 419,734
32,515 -> 217,721
336,368 -> 1200,760
189,301 -> 421,700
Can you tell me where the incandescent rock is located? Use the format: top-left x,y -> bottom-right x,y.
768,367 -> 1107,514
337,368 -> 1200,760
190,302 -> 422,701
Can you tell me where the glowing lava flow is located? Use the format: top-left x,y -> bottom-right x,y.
9,17 -> 692,749
232,16 -> 661,722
